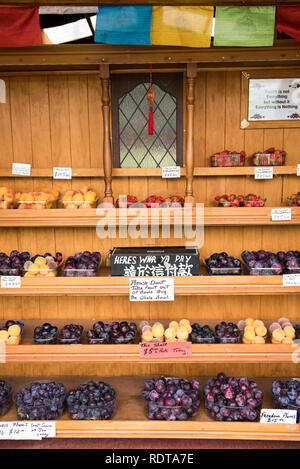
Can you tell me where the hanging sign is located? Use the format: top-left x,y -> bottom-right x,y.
53,167 -> 72,179
162,166 -> 181,179
139,341 -> 192,358
12,163 -> 31,176
254,167 -> 273,179
129,278 -> 174,302
271,208 -> 292,221
260,409 -> 297,424
0,421 -> 56,440
1,276 -> 21,288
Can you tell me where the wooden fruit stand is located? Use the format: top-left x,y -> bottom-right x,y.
0,0 -> 300,442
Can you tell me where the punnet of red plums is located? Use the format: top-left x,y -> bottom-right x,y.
66,380 -> 116,420
242,250 -> 300,275
272,379 -> 300,422
204,373 -> 264,421
142,377 -> 201,421
0,380 -> 12,417
206,252 -> 242,275
58,324 -> 83,344
63,251 -> 101,277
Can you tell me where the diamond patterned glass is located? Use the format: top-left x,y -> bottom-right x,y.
119,82 -> 177,168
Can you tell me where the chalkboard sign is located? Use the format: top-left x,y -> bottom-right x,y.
106,246 -> 200,277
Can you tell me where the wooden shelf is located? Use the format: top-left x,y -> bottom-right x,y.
1,207 -> 300,227
1,376 -> 299,441
0,275 -> 299,296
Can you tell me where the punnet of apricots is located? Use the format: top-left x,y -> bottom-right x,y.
238,318 -> 267,344
17,190 -> 59,209
140,319 -> 192,343
269,317 -> 295,345
60,187 -> 97,209
0,187 -> 16,209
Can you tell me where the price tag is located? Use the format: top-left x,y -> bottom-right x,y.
0,422 -> 56,440
283,274 -> 300,287
129,278 -> 174,302
254,167 -> 273,180
1,276 -> 21,288
53,167 -> 72,179
162,166 -> 181,179
260,409 -> 297,424
12,163 -> 31,176
139,341 -> 192,359
297,164 -> 300,176
271,208 -> 292,221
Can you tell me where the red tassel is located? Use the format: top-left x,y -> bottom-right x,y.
148,105 -> 154,135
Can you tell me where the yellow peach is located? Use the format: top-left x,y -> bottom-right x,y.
164,327 -> 176,340
245,318 -> 254,326
152,322 -> 164,339
272,329 -> 285,341
84,191 -> 97,202
73,192 -> 84,202
169,320 -> 179,331
282,337 -> 293,345
252,320 -> 264,328
7,335 -> 19,345
35,256 -> 47,267
242,336 -> 251,344
283,326 -> 295,339
0,330 -> 9,340
253,336 -> 265,344
7,324 -> 21,337
255,325 -> 267,337
80,186 -> 90,194
28,263 -> 39,274
176,326 -> 189,340
142,330 -> 153,342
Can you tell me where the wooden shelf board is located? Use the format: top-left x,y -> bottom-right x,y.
0,165 -> 298,178
1,207 -> 300,227
1,376 -> 299,441
0,275 -> 298,296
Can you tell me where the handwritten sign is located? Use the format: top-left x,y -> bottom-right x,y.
53,167 -> 72,179
248,78 -> 300,122
271,208 -> 292,221
139,341 -> 192,358
12,163 -> 31,176
260,409 -> 297,424
254,167 -> 274,179
283,274 -> 300,287
162,166 -> 181,179
1,276 -> 21,288
0,421 -> 56,440
129,278 -> 174,302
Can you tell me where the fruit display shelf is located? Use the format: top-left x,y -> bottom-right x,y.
1,207 -> 300,227
0,273 -> 299,296
2,320 -> 299,364
0,376 -> 299,441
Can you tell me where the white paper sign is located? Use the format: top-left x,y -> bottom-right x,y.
248,78 -> 300,121
297,164 -> 300,176
12,163 -> 31,176
260,409 -> 297,424
283,274 -> 300,286
0,422 -> 56,440
254,167 -> 273,180
129,278 -> 174,302
53,167 -> 72,179
271,208 -> 292,221
1,276 -> 21,288
162,166 -> 181,179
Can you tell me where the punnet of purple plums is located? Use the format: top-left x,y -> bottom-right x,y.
142,377 -> 201,421
0,250 -> 31,276
66,380 -> 116,420
58,324 -> 83,344
206,252 -> 242,275
204,373 -> 264,421
272,379 -> 300,422
34,322 -> 58,345
191,323 -> 215,344
86,321 -> 137,344
242,250 -> 300,275
14,381 -> 66,420
63,251 -> 101,277
1,319 -> 24,333
0,380 -> 12,417
215,321 -> 240,344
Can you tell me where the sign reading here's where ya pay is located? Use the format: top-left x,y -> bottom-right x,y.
248,78 -> 300,121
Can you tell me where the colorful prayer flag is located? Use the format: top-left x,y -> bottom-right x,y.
276,6 -> 300,42
0,6 -> 42,47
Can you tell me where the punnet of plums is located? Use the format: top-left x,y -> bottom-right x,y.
215,321 -> 240,344
58,324 -> 83,344
142,377 -> 201,421
63,251 -> 101,277
34,323 -> 58,345
0,250 -> 30,276
14,381 -> 66,420
0,380 -> 12,417
204,373 -> 264,421
206,252 -> 242,275
86,321 -> 112,344
66,380 -> 116,420
272,379 -> 300,422
242,250 -> 300,275
110,321 -> 137,344
191,323 -> 215,343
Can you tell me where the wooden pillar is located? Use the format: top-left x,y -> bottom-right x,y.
100,64 -> 114,205
184,63 -> 197,205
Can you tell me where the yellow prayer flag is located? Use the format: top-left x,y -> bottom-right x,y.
150,6 -> 214,48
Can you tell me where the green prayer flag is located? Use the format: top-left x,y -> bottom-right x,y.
214,6 -> 275,47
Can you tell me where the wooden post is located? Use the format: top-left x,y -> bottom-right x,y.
185,63 -> 197,205
100,64 -> 114,205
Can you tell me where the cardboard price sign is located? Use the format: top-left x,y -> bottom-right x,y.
139,341 -> 192,359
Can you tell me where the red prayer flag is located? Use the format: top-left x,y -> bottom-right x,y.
0,6 -> 42,47
276,6 -> 300,42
